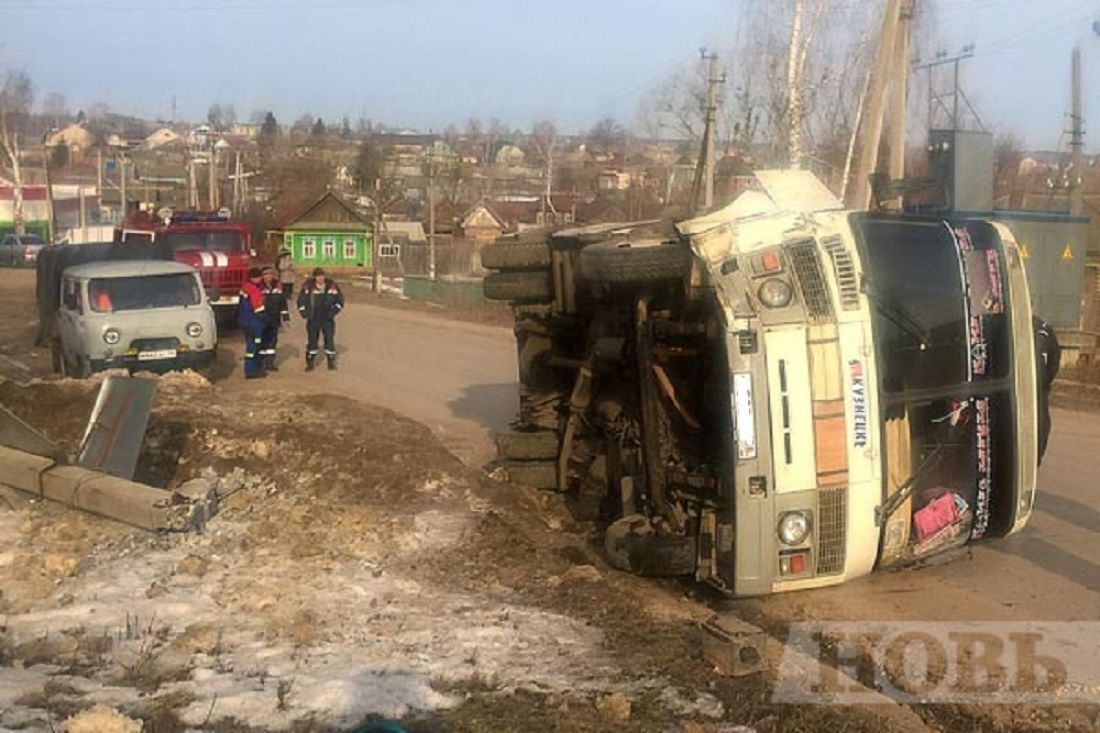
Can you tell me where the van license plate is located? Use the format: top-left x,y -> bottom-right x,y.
138,349 -> 176,361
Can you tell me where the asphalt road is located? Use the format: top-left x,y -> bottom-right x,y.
228,301 -> 520,467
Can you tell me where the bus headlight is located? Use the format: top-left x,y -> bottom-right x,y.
778,511 -> 811,546
186,322 -> 203,338
758,278 -> 793,308
103,328 -> 121,345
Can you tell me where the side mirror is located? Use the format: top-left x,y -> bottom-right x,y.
207,287 -> 221,303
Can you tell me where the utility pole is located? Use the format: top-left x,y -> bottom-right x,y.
1069,44 -> 1084,217
119,151 -> 127,221
42,135 -> 56,242
702,48 -> 722,210
914,46 -> 980,131
428,146 -> 436,281
96,148 -> 103,206
188,155 -> 198,209
373,207 -> 382,293
885,0 -> 913,209
208,149 -> 218,209
232,151 -> 242,212
79,186 -> 87,242
847,0 -> 902,210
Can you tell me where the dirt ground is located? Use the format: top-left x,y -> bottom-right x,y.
0,372 -> 930,733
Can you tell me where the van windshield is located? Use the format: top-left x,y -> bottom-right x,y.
89,273 -> 202,312
161,231 -> 243,253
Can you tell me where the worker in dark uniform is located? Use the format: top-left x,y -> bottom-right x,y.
297,267 -> 344,371
238,267 -> 268,379
1033,315 -> 1060,465
259,267 -> 289,372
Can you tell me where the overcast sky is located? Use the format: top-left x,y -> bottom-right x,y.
1,0 -> 1097,150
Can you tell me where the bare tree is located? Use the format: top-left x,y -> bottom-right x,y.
0,71 -> 34,235
42,92 -> 69,127
529,120 -> 558,214
87,101 -> 110,122
207,103 -> 237,131
291,114 -> 314,136
588,117 -> 626,157
638,1 -> 874,182
787,0 -> 828,168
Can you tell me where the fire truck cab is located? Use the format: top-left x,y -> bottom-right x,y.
115,207 -> 253,327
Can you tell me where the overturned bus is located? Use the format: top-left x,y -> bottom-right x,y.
482,171 -> 1039,596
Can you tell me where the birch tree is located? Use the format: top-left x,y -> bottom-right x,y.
529,120 -> 558,214
0,72 -> 34,236
787,0 -> 828,168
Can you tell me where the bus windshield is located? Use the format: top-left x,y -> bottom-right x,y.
855,216 -> 1017,545
161,231 -> 244,253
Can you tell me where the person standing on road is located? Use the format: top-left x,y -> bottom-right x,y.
297,267 -> 344,371
259,266 -> 289,372
239,267 -> 268,379
276,248 -> 296,302
1034,315 -> 1061,465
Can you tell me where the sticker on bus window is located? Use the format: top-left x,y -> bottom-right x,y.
985,249 -> 1004,313
954,226 -> 974,252
969,314 -> 988,377
972,396 -> 992,539
849,360 -> 868,449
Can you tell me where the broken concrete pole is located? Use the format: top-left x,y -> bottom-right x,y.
0,444 -> 54,493
2,446 -> 212,532
0,405 -> 66,462
701,613 -> 767,677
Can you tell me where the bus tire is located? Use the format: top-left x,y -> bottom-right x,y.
497,430 -> 559,461
481,240 -> 552,271
578,241 -> 689,285
503,460 -> 558,489
483,271 -> 553,304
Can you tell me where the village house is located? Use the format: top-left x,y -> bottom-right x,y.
0,185 -> 51,238
144,127 -> 182,149
44,124 -> 95,159
460,200 -> 506,243
276,190 -> 373,271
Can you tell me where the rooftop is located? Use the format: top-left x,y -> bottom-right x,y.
65,260 -> 198,279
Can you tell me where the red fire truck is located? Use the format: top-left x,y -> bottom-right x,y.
115,207 -> 253,326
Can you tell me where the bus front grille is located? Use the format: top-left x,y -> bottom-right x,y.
821,235 -> 861,311
787,241 -> 833,321
816,485 -> 847,575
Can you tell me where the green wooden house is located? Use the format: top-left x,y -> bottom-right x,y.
280,190 -> 372,270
